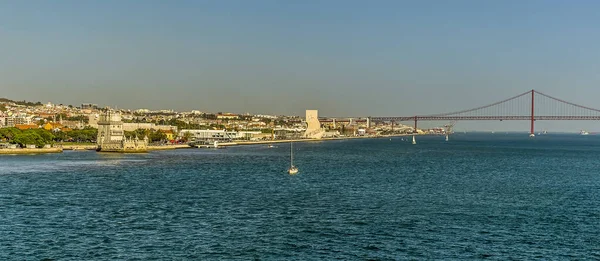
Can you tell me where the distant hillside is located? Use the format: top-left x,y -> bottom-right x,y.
0,98 -> 42,107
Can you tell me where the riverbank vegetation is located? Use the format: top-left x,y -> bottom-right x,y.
0,127 -> 98,147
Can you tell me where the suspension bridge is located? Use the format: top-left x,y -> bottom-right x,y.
370,90 -> 600,136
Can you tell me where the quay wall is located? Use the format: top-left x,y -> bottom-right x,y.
0,148 -> 63,155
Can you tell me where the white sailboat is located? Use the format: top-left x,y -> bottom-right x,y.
412,135 -> 416,145
288,142 -> 298,175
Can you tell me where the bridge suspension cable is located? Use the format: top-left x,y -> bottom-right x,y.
371,89 -> 600,135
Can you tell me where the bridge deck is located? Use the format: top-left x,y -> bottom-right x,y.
372,116 -> 600,121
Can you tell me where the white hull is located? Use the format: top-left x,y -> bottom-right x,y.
288,142 -> 298,175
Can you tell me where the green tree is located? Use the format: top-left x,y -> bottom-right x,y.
182,131 -> 192,142
53,131 -> 68,142
149,130 -> 167,142
13,132 -> 45,147
66,127 -> 98,142
0,127 -> 21,141
31,129 -> 55,143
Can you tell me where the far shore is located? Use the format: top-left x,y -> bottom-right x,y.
1,134 -> 421,155
201,133 -> 417,147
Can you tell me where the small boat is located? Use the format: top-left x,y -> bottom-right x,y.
412,135 -> 416,145
267,144 -> 275,148
580,130 -> 589,135
287,142 -> 298,175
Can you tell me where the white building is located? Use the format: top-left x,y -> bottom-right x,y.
4,115 -> 32,126
179,129 -> 261,141
135,109 -> 150,114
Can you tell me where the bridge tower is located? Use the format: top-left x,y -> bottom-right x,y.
530,89 -> 535,137
414,116 -> 418,133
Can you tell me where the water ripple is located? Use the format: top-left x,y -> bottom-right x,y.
0,134 -> 599,259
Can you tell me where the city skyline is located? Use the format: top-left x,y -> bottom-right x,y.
3,1 -> 600,131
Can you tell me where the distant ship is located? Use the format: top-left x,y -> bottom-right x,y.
580,130 -> 589,135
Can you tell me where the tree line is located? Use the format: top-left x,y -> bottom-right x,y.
0,126 -> 179,148
0,127 -> 98,147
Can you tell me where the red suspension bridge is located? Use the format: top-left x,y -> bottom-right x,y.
371,90 -> 600,136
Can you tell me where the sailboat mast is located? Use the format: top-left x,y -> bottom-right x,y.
290,142 -> 293,167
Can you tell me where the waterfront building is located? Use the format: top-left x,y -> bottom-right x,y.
179,129 -> 261,141
96,110 -> 147,152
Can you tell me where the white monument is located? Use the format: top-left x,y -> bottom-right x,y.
303,110 -> 325,139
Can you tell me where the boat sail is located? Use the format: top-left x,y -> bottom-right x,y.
288,142 -> 298,175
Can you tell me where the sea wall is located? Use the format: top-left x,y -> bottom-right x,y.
0,148 -> 63,155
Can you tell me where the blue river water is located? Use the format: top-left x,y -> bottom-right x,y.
1,133 -> 599,260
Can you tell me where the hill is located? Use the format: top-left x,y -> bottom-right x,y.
0,98 -> 43,107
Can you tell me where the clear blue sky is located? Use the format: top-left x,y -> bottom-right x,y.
2,0 -> 600,131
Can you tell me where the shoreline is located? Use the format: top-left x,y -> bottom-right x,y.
199,133 -> 417,147
0,147 -> 63,155
1,134 -> 420,155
